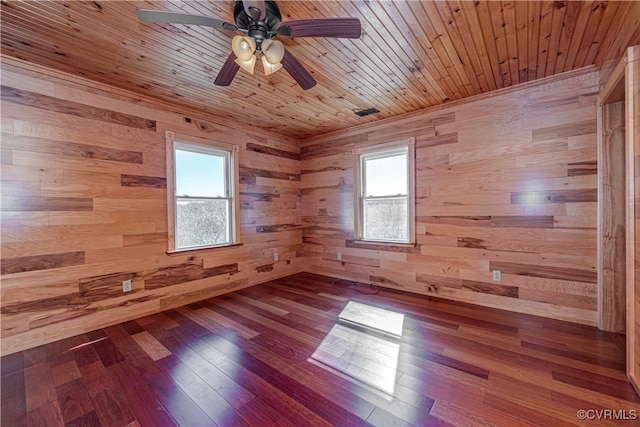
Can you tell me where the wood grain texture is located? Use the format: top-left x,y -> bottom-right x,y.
1,273 -> 637,426
0,61 -> 303,355
510,188 -> 597,204
120,174 -> 166,188
301,68 -> 600,326
144,262 -> 239,290
1,196 -> 93,212
246,142 -> 301,161
598,100 -> 626,333
1,133 -> 143,164
625,45 -> 640,396
0,2 -> 639,140
0,86 -> 156,131
1,252 -> 85,275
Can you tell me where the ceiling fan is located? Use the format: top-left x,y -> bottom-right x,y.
136,0 -> 362,90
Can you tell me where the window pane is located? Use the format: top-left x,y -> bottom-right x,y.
364,153 -> 407,197
363,198 -> 408,241
176,199 -> 229,248
175,149 -> 226,197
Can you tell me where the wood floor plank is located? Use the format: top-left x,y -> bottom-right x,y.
551,369 -> 640,403
85,330 -> 126,368
70,338 -> 102,369
226,292 -> 291,316
51,360 -> 82,386
105,325 -> 215,427
77,359 -> 136,427
483,393 -> 579,427
1,351 -> 24,377
65,410 -> 102,427
55,378 -> 96,424
89,388 -> 136,427
200,332 -> 375,426
195,306 -> 260,340
303,359 -> 436,426
206,299 -> 321,348
155,354 -> 247,426
130,331 -> 171,361
106,361 -> 178,427
22,346 -> 48,369
237,397 -> 299,427
24,362 -> 57,411
1,272 -> 637,426
192,334 -> 336,427
158,327 -> 256,410
26,400 -> 65,427
1,370 -> 27,427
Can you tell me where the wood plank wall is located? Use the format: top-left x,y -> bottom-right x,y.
0,56 -> 618,356
597,53 -> 628,335
0,59 -> 303,356
300,68 -> 601,326
628,45 -> 640,395
598,99 -> 626,333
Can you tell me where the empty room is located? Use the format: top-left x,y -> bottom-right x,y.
1,0 -> 640,425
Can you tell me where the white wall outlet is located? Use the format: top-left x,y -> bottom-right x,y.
492,270 -> 502,282
337,252 -> 342,261
274,252 -> 279,261
122,279 -> 132,292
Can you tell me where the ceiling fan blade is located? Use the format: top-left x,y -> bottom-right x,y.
281,49 -> 316,90
214,54 -> 240,86
242,0 -> 265,20
278,18 -> 361,39
136,9 -> 237,31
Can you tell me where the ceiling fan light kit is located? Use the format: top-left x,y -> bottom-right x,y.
262,39 -> 285,64
262,57 -> 283,76
136,0 -> 362,90
232,35 -> 258,74
232,35 -> 256,62
236,54 -> 257,75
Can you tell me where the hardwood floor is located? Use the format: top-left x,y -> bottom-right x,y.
1,272 -> 638,426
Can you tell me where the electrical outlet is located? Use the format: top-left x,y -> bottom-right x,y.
122,279 -> 132,293
337,252 -> 342,261
274,252 -> 279,261
492,270 -> 502,282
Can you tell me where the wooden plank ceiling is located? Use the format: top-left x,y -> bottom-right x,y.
2,1 -> 639,140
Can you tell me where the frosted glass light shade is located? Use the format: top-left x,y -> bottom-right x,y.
262,39 -> 285,64
235,55 -> 256,74
262,55 -> 283,75
232,35 -> 256,61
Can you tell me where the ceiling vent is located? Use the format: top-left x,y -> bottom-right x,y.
354,107 -> 380,117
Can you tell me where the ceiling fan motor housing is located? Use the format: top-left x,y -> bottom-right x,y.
234,0 -> 282,49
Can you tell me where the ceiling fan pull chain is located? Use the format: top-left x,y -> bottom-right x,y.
255,50 -> 261,87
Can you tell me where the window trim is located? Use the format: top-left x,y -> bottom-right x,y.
354,138 -> 416,245
165,131 -> 240,253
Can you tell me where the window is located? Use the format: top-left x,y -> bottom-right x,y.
166,132 -> 238,252
355,139 -> 415,244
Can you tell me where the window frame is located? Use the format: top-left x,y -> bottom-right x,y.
165,131 -> 240,253
354,138 -> 416,245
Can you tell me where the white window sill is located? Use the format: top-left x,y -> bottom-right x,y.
166,243 -> 243,256
353,240 -> 416,248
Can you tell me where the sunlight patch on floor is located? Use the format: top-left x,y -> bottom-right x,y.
338,300 -> 404,337
311,301 -> 404,395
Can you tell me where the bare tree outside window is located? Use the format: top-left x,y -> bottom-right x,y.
171,142 -> 235,250
176,199 -> 229,248
357,144 -> 413,243
363,198 -> 408,241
